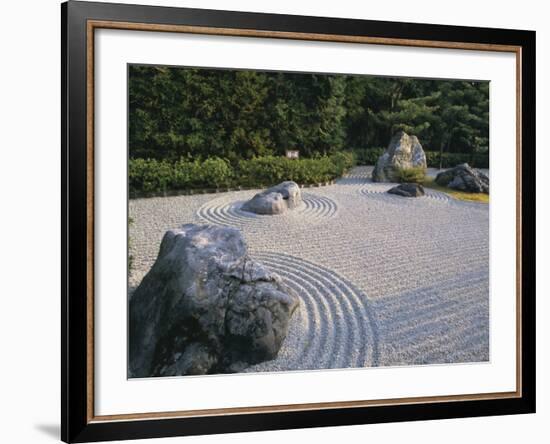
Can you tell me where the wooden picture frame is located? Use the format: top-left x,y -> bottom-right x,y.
61,1 -> 536,442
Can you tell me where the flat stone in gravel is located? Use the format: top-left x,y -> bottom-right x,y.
387,183 -> 425,197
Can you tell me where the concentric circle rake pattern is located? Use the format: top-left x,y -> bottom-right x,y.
243,252 -> 378,373
358,183 -> 452,203
196,192 -> 338,228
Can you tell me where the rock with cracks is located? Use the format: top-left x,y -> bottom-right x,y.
372,131 -> 427,182
129,224 -> 299,377
387,183 -> 425,197
241,181 -> 302,215
435,163 -> 489,193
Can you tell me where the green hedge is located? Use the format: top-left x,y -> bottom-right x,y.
129,157 -> 235,193
424,151 -> 489,169
352,147 -> 385,166
352,147 -> 488,169
238,152 -> 355,187
129,152 -> 355,195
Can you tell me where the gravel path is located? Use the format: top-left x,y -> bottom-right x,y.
129,166 -> 489,371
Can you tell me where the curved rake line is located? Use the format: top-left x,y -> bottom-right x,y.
255,251 -> 379,368
358,185 -> 452,203
196,193 -> 338,227
265,266 -> 337,369
258,257 -> 350,369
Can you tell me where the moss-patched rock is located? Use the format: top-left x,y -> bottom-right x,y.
372,131 -> 427,182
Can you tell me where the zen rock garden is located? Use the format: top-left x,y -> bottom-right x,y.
129,131 -> 490,377
127,67 -> 493,376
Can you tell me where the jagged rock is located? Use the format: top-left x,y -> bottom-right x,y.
129,224 -> 299,377
387,183 -> 425,197
372,131 -> 427,182
242,181 -> 302,215
435,163 -> 489,193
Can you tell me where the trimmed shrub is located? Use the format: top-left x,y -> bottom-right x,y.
237,156 -> 290,187
237,152 -> 354,187
199,157 -> 233,188
129,152 -> 355,195
172,158 -> 202,189
129,158 -> 173,193
329,151 -> 356,173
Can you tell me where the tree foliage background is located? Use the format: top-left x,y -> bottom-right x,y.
129,65 -> 489,162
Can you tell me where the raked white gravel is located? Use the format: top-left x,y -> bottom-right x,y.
129,166 -> 489,372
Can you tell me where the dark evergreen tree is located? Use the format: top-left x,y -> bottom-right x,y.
129,65 -> 489,163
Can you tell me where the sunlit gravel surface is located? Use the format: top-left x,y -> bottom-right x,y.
129,166 -> 489,371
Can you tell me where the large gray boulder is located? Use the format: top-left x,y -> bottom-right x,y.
372,131 -> 427,182
387,183 -> 425,197
241,181 -> 302,215
129,224 -> 299,377
435,163 -> 489,193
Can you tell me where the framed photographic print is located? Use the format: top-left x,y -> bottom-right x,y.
61,1 -> 536,442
